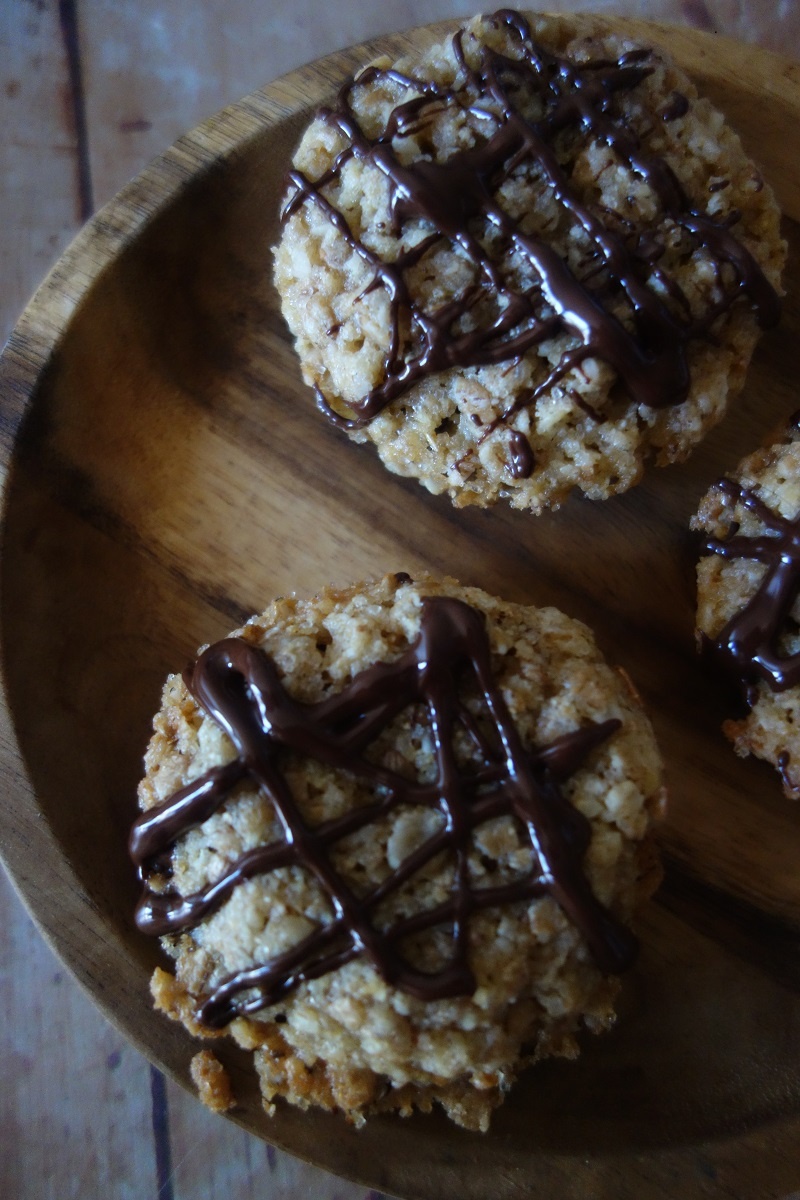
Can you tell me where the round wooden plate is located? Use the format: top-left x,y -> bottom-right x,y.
3,15 -> 800,1199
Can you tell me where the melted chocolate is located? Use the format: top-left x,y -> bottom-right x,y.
661,91 -> 689,122
704,478 -> 800,693
131,596 -> 632,1027
282,9 -> 779,449
508,429 -> 535,478
778,750 -> 797,796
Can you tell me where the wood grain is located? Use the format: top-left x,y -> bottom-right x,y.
4,11 -> 800,1200
0,7 -> 164,1198
0,1 -> 85,346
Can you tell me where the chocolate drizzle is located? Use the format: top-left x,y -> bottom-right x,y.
660,91 -> 689,122
778,750 -> 798,797
508,429 -> 535,478
704,478 -> 800,693
131,596 -> 633,1027
281,9 -> 779,444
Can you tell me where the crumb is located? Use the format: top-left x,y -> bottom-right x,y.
190,1050 -> 236,1113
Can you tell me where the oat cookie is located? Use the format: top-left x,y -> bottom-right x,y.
693,421 -> 800,799
132,574 -> 664,1130
274,9 -> 783,514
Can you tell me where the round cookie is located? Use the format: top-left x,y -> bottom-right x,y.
132,574 -> 665,1130
693,422 -> 800,799
274,10 -> 784,514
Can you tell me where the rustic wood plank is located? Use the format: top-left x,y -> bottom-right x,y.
165,1075 -> 397,1199
76,0 -> 800,212
0,5 -> 158,1199
0,0 -> 85,345
0,868 -> 156,1199
77,0 -> 467,209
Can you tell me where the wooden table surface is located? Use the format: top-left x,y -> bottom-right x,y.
4,3 -> 800,1198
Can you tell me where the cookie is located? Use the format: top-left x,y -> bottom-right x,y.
274,10 -> 783,514
131,573 -> 665,1130
693,421 -> 800,798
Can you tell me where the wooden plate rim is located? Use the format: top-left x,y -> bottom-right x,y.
1,17 -> 800,1198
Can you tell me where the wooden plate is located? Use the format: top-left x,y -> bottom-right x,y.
3,16 -> 800,1198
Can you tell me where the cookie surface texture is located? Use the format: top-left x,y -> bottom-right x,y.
133,574 -> 664,1130
274,10 -> 784,513
693,424 -> 800,799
